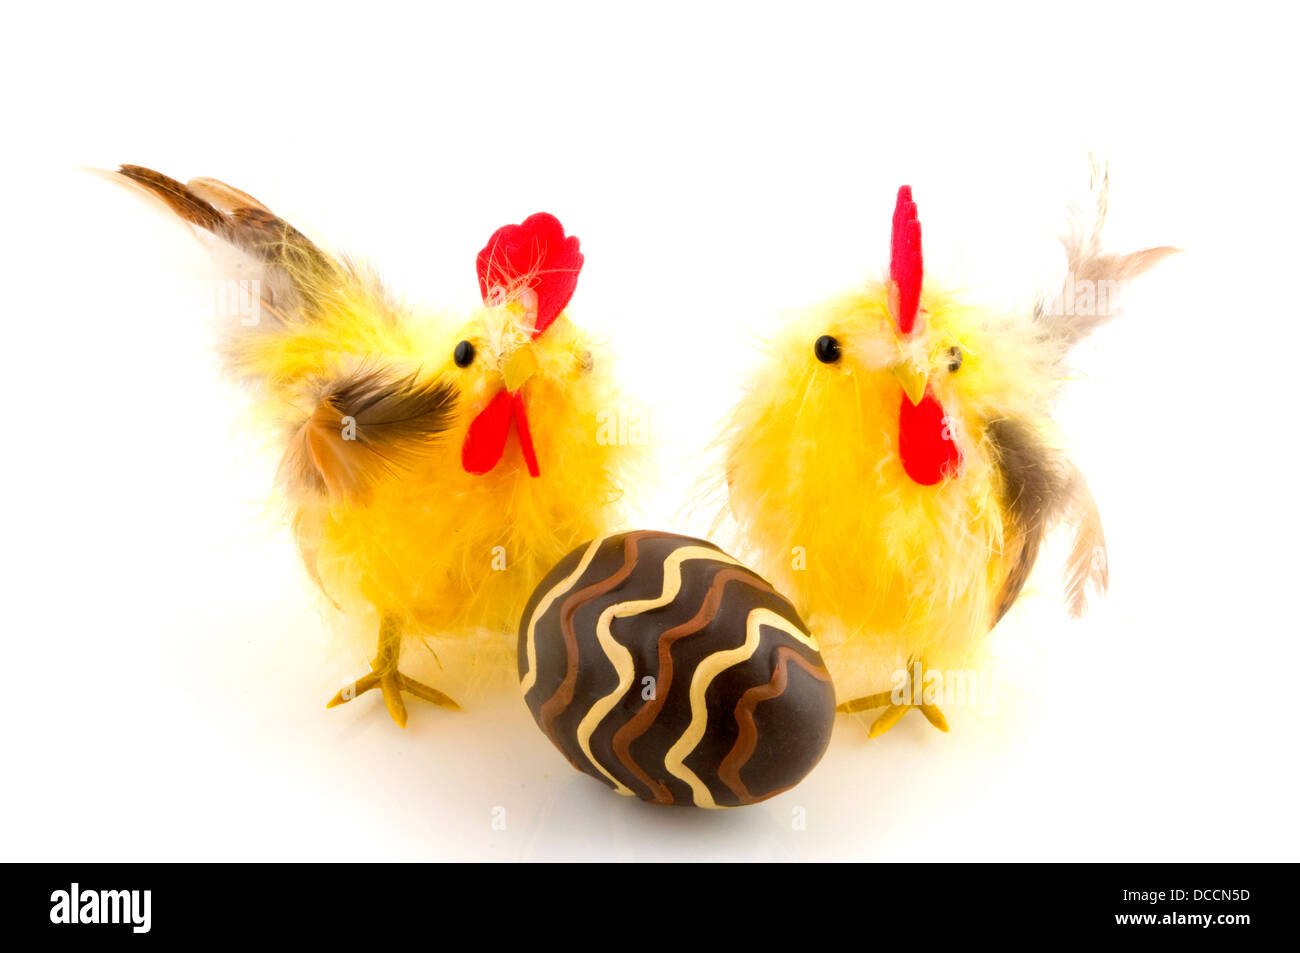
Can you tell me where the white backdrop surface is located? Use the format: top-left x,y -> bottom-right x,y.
1,1 -> 1295,861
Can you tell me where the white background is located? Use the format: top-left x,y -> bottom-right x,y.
2,1 -> 1297,861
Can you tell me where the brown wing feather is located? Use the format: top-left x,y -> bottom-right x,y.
987,418 -> 1111,625
281,367 -> 458,505
992,526 -> 1043,628
986,418 -> 1064,627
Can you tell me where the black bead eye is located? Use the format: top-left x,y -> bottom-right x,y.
814,335 -> 842,364
453,340 -> 475,367
946,346 -> 963,373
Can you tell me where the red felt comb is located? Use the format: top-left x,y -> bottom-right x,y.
889,185 -> 923,336
476,212 -> 584,338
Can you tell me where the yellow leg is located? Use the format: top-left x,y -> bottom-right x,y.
326,615 -> 460,727
836,659 -> 949,738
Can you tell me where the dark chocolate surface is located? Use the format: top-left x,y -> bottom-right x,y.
518,531 -> 836,807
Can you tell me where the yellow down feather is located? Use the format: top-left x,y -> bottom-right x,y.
719,279 -> 1065,701
231,254 -> 642,701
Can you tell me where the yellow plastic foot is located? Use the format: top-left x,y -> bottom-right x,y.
836,660 -> 949,739
326,616 -> 460,727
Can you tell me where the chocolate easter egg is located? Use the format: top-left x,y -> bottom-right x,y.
518,531 -> 835,807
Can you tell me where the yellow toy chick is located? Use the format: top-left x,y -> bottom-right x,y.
113,165 -> 638,726
720,168 -> 1173,736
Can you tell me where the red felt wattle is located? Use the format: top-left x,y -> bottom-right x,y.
512,391 -> 541,478
461,388 -> 514,475
898,388 -> 962,486
460,388 -> 543,477
476,212 -> 583,338
890,185 -> 923,336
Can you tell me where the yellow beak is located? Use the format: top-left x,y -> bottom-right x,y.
891,359 -> 929,406
502,345 -> 538,392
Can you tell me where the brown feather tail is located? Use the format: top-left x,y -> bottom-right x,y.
116,165 -> 226,231
1039,159 -> 1178,346
115,164 -> 337,310
1061,465 -> 1108,618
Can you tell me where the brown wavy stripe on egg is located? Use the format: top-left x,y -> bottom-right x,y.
535,531 -> 658,754
519,531 -> 835,807
717,646 -> 833,803
609,565 -> 774,804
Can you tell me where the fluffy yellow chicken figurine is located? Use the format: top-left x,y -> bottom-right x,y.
111,165 -> 638,727
720,168 -> 1173,737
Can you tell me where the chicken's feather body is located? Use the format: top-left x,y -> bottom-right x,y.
721,172 -> 1170,704
721,285 -> 1016,694
112,166 -> 639,704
